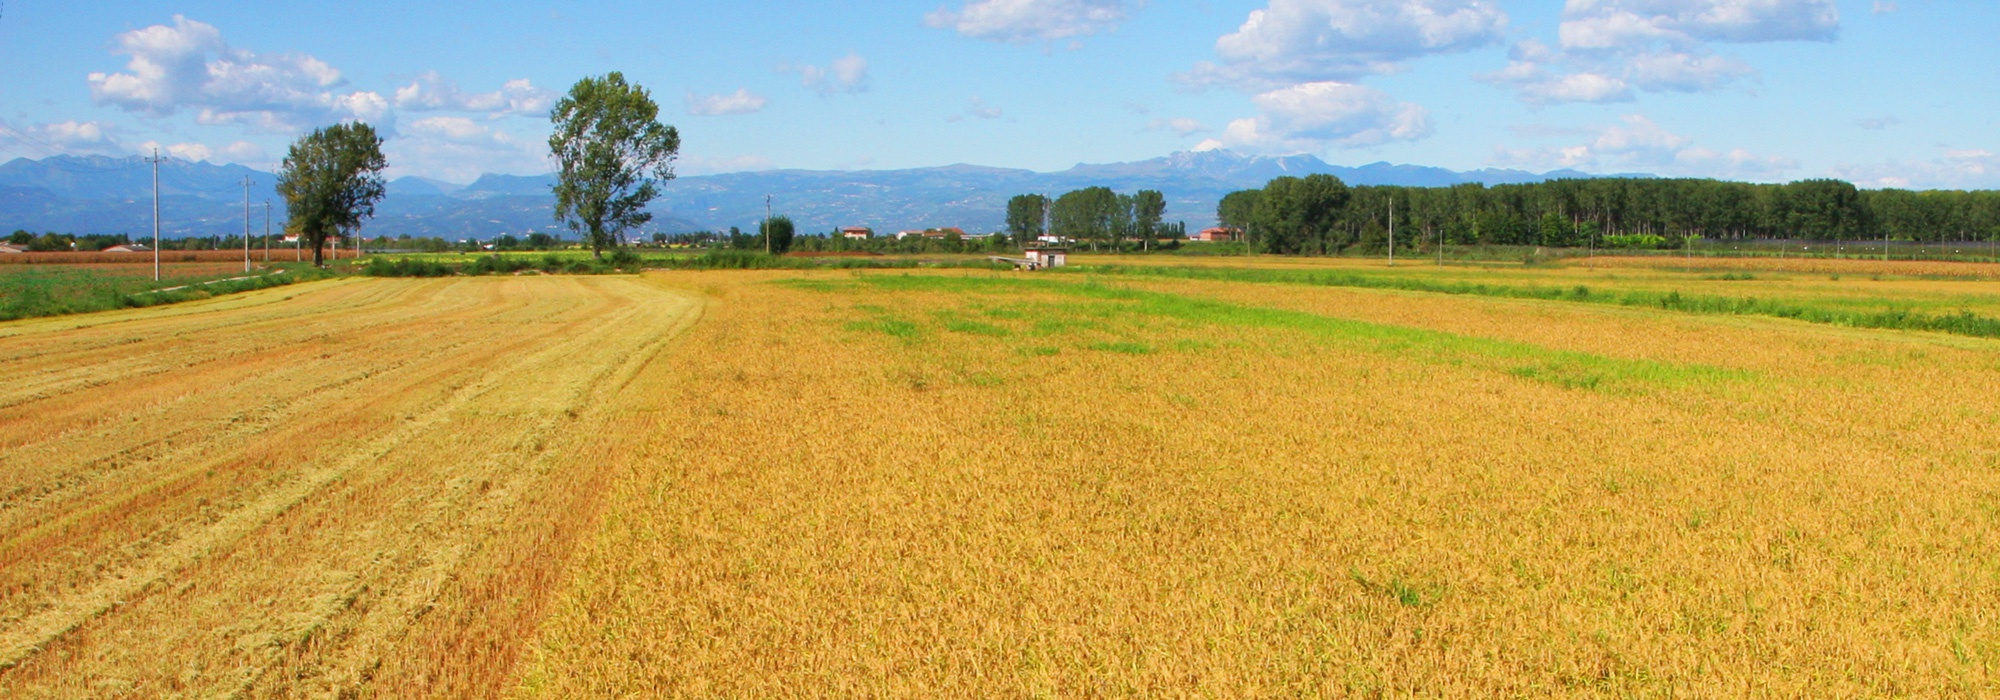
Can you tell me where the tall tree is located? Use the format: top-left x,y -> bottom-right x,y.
1006,194 -> 1049,243
1133,189 -> 1166,251
1052,186 -> 1119,251
1253,174 -> 1349,255
276,122 -> 387,268
549,72 -> 681,259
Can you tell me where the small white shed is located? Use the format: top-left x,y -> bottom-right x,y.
1023,247 -> 1067,269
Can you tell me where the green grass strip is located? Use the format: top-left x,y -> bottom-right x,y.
1059,264 -> 2000,340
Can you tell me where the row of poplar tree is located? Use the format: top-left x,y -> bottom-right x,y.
1005,188 -> 1187,251
1211,175 -> 2000,255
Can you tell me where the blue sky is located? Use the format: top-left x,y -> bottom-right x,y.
1,1 -> 1994,189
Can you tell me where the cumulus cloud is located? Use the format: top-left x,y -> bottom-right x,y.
1491,113 -> 1796,179
788,53 -> 871,96
1148,117 -> 1211,136
394,73 -> 555,116
1559,0 -> 1838,49
1184,0 -> 1507,89
86,15 -> 386,131
926,0 -> 1133,45
1871,1 -> 1897,13
136,139 -> 267,164
685,89 -> 769,116
1194,81 -> 1430,154
0,119 -> 127,157
385,117 -> 549,183
946,97 -> 1005,122
1490,0 -> 1837,104
1832,149 -> 2000,189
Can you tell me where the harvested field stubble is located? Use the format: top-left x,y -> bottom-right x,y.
515,270 -> 2000,696
2,266 -> 1998,696
0,275 -> 700,698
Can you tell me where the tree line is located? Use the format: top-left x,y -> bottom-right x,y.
1006,189 -> 1187,251
1215,176 -> 2000,255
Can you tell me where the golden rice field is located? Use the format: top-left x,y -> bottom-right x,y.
2,257 -> 1998,697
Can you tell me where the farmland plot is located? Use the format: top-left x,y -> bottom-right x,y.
0,276 -> 699,698
3,265 -> 1999,697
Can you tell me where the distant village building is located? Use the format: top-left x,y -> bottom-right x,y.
0,243 -> 24,254
102,243 -> 150,253
841,226 -> 874,239
1193,227 -> 1238,242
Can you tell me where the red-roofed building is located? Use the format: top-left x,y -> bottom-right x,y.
1193,227 -> 1238,242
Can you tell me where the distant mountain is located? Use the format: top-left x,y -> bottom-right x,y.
0,151 -> 1650,238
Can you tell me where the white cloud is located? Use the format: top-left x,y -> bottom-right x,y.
1623,50 -> 1752,91
1186,0 -> 1508,89
790,53 -> 871,96
394,72 -> 555,116
1488,69 -> 1634,104
1833,149 -> 2000,189
1194,81 -> 1429,153
1148,117 -> 1211,136
86,15 -> 385,132
386,118 -> 549,182
926,0 -> 1133,45
1490,1 -> 1836,104
685,89 -> 769,116
1559,0 -> 1839,50
1871,1 -> 1898,13
1491,113 -> 1795,179
946,97 -> 1005,122
0,119 -> 127,157
135,139 -> 268,164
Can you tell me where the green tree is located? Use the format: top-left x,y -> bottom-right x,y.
6,230 -> 29,245
549,72 -> 681,259
1253,174 -> 1349,255
1133,189 -> 1166,251
275,121 -> 387,267
1052,186 -> 1120,251
762,216 -> 796,255
1006,194 -> 1049,243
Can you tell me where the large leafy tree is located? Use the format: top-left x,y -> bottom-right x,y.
1253,174 -> 1349,255
1006,194 -> 1049,243
549,72 -> 681,259
761,216 -> 796,255
276,122 -> 386,267
1052,186 -> 1120,251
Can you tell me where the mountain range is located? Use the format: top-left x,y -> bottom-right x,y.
0,150 -> 1640,239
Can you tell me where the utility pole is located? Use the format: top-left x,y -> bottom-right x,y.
764,194 -> 772,255
1387,194 -> 1395,266
263,201 -> 271,263
147,148 -> 163,281
242,176 -> 252,272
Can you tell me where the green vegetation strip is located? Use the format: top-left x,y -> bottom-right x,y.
362,250 -> 1008,277
1063,264 -> 2000,340
1,265 -> 336,322
792,274 -> 1740,393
